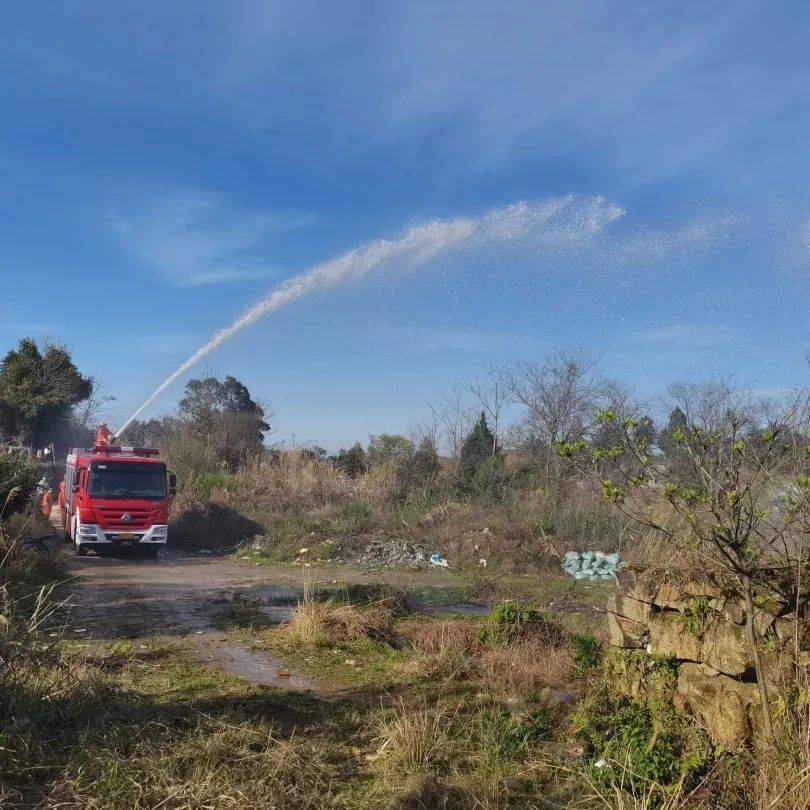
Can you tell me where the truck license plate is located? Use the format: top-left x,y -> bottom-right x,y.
117,533 -> 138,541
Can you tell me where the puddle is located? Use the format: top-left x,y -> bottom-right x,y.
191,635 -> 314,691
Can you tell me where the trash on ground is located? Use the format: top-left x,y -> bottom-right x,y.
430,552 -> 450,568
562,550 -> 625,580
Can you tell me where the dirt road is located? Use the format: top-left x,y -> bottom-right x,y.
61,547 -> 467,689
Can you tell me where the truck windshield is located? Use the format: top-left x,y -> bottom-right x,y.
88,462 -> 167,499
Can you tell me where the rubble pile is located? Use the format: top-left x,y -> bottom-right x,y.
354,539 -> 431,571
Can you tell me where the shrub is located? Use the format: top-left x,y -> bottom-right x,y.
0,452 -> 41,516
478,602 -> 562,646
574,693 -> 709,794
458,413 -> 497,488
570,634 -> 602,671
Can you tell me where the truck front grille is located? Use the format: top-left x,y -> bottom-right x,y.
95,506 -> 153,529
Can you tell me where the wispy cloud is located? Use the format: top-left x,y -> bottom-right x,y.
631,323 -> 737,350
111,190 -> 314,287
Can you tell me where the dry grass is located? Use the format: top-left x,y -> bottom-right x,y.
282,578 -> 397,648
478,640 -> 575,696
371,700 -> 457,779
402,619 -> 481,657
53,718 -> 341,809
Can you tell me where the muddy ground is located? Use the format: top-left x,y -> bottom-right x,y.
60,546 -> 473,691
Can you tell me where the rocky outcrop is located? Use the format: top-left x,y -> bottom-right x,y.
606,568 -> 808,745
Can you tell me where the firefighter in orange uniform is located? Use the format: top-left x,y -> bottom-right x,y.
95,422 -> 114,447
40,488 -> 53,518
58,480 -> 65,512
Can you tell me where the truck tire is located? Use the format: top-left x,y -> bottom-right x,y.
140,545 -> 160,559
75,543 -> 88,556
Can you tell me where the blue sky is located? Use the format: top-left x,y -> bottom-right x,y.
1,1 -> 808,449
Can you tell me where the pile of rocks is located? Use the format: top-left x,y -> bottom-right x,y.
354,539 -> 431,571
606,568 -> 809,745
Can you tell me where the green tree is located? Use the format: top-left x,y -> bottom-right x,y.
334,442 -> 367,478
657,406 -> 688,458
367,433 -> 414,468
0,338 -> 92,447
397,437 -> 441,492
459,412 -> 497,486
177,375 -> 269,469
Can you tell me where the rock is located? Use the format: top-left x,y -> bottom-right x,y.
708,595 -> 745,625
648,612 -> 702,661
676,663 -> 758,745
608,612 -> 648,649
701,619 -> 751,676
774,614 -> 810,649
682,577 -> 723,600
537,686 -> 575,708
654,581 -> 691,611
607,593 -> 652,624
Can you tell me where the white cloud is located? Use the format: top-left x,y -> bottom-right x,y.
631,323 -> 737,349
112,190 -> 314,287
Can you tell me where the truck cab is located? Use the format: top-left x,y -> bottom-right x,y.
62,445 -> 175,557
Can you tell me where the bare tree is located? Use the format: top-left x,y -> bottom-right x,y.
409,410 -> 440,450
664,377 -> 741,434
427,383 -> 477,464
505,348 -> 604,479
466,365 -> 510,457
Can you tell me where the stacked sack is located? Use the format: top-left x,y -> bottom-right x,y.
563,550 -> 624,580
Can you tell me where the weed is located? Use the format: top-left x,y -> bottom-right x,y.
478,601 -> 562,646
681,597 -> 710,636
570,633 -> 603,670
574,692 -> 709,797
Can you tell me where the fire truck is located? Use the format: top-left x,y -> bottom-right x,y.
62,444 -> 175,557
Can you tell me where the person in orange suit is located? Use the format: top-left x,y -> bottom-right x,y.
58,480 -> 65,512
40,488 -> 53,518
95,422 -> 114,447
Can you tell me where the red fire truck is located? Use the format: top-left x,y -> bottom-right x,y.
62,444 -> 175,557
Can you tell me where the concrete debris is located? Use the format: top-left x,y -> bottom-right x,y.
354,539 -> 431,571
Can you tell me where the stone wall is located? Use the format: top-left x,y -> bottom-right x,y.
606,568 -> 808,746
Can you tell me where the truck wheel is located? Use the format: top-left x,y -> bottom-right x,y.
75,543 -> 88,557
140,545 -> 160,559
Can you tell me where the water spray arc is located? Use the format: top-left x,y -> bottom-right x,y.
115,195 -> 625,437
114,216 -> 475,436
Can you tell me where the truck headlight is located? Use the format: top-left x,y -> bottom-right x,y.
79,524 -> 98,537
152,525 -> 168,537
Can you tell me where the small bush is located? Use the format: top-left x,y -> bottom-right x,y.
570,634 -> 602,670
326,582 -> 411,617
343,500 -> 372,528
574,693 -> 709,795
478,602 -> 562,646
0,452 -> 41,516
